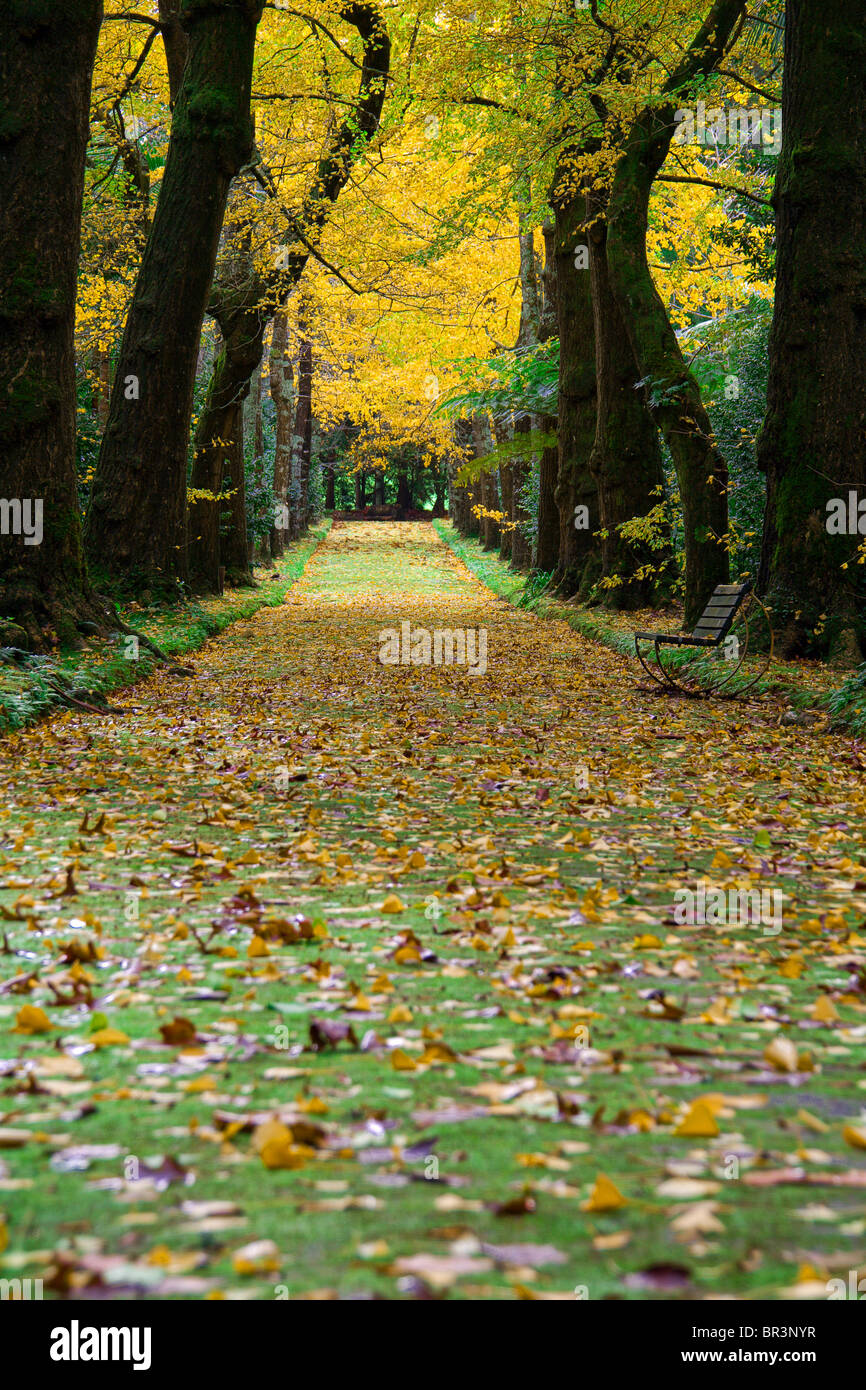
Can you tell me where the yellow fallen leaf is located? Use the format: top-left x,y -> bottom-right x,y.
390,1048 -> 417,1071
392,944 -> 422,964
13,1005 -> 53,1035
388,1004 -> 413,1024
796,1108 -> 829,1134
842,1124 -> 866,1150
582,1173 -> 628,1212
247,935 -> 270,958
764,1036 -> 799,1073
675,1101 -> 720,1139
381,894 -> 405,913
90,1027 -> 131,1048
812,995 -> 839,1023
702,995 -> 733,1025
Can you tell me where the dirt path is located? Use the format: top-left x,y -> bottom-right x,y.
1,521 -> 864,1300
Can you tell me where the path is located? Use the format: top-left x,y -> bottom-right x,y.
1,521 -> 865,1300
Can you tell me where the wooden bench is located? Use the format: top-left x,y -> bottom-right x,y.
634,581 -> 763,696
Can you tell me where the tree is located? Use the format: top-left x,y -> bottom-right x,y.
0,0 -> 104,649
605,0 -> 747,626
188,1 -> 390,590
757,0 -> 866,658
534,221 -> 560,573
552,172 -> 598,597
85,0 -> 265,593
587,184 -> 667,607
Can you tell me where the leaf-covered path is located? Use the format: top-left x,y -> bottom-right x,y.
2,521 -> 866,1300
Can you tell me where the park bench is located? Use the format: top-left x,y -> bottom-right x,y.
634,581 -> 773,697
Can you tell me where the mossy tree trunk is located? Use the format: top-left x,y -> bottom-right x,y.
188,229 -> 261,588
158,0 -> 189,106
472,417 -> 499,549
511,225 -> 539,571
605,0 -> 746,627
221,403 -> 250,583
587,192 -> 669,608
0,0 -> 104,650
757,0 -> 866,658
498,438 -> 514,562
268,310 -> 293,558
552,185 -> 598,597
535,221 -> 560,574
291,337 -> 312,538
188,1 -> 390,588
85,0 -> 264,594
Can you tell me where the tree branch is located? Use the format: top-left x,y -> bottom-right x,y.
656,173 -> 772,207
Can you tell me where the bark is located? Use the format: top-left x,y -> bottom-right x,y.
291,337 -> 312,537
449,420 -> 474,532
0,0 -> 104,649
188,2 -> 390,588
587,193 -> 669,607
511,226 -> 540,570
373,470 -> 385,507
395,467 -> 413,516
354,471 -> 366,510
85,0 -> 264,593
757,0 -> 866,658
221,402 -> 250,582
605,0 -> 746,626
432,465 -> 447,516
535,220 -> 560,573
472,417 -> 499,548
268,310 -> 293,557
497,429 -> 514,561
552,187 -> 598,596
158,0 -> 189,106
325,464 -> 336,510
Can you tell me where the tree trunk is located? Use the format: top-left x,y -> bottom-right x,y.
757,0 -> 866,658
268,309 -> 293,557
552,188 -> 598,595
291,337 -> 312,538
221,402 -> 250,583
373,470 -> 385,507
605,0 -> 745,626
187,1 -> 390,584
498,431 -> 514,562
85,0 -> 264,593
354,470 -> 366,510
396,467 -> 413,517
535,220 -> 560,573
511,224 -> 539,571
510,427 -> 532,570
450,420 -> 474,533
0,0 -> 104,650
158,0 -> 189,106
471,417 -> 499,548
588,193 -> 669,608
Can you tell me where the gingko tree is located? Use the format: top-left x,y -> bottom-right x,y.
0,0 -> 105,649
757,0 -> 866,658
85,0 -> 265,592
604,0 -> 748,626
187,1 -> 390,590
